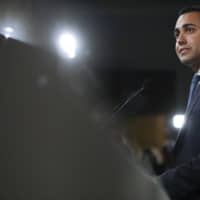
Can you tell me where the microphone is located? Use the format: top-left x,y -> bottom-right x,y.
108,79 -> 150,123
100,79 -> 151,150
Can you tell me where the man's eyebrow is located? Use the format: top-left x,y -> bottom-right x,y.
182,23 -> 197,28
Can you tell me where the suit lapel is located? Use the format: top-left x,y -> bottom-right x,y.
174,85 -> 200,156
186,83 -> 200,117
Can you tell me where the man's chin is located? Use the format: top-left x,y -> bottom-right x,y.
180,58 -> 200,72
180,56 -> 194,66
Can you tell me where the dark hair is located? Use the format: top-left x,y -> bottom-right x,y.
178,5 -> 200,17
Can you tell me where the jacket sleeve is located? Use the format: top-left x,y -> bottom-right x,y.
159,154 -> 200,200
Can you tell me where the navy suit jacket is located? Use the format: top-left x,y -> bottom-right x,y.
160,83 -> 200,200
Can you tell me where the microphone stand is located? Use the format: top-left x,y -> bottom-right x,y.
103,80 -> 148,128
101,81 -> 148,161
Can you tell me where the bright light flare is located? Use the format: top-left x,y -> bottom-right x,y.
173,114 -> 185,129
3,27 -> 14,39
4,33 -> 10,38
4,27 -> 14,33
58,33 -> 77,58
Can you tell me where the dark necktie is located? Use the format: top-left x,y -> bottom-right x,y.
187,74 -> 200,107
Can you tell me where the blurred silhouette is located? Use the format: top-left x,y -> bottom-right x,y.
0,36 -> 169,200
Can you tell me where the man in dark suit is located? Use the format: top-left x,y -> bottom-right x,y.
159,6 -> 200,200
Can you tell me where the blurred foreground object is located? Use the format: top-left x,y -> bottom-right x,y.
0,36 -> 169,199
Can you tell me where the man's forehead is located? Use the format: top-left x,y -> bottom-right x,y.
175,11 -> 200,29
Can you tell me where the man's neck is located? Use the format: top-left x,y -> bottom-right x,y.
192,64 -> 200,73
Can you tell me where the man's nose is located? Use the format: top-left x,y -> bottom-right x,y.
177,32 -> 187,45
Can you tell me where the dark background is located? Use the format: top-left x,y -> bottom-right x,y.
0,0 -> 197,118
0,0 -> 199,195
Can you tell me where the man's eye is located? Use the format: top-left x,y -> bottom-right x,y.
174,32 -> 179,39
186,27 -> 195,33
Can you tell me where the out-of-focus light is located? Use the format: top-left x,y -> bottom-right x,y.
3,27 -> 14,39
173,114 -> 185,129
4,27 -> 14,33
4,33 -> 10,38
58,33 -> 76,58
0,18 -> 28,43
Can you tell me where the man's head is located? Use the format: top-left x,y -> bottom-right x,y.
174,6 -> 200,71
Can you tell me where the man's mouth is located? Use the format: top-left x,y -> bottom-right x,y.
179,48 -> 191,55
